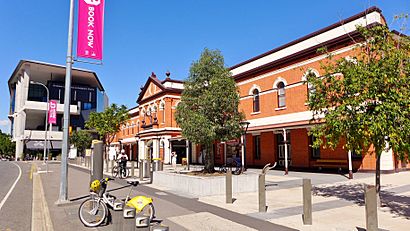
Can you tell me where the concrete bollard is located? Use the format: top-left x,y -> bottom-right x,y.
302,178 -> 312,225
226,169 -> 232,204
258,174 -> 266,212
365,185 -> 378,231
149,162 -> 154,184
135,216 -> 150,231
123,205 -> 136,231
139,160 -> 143,181
112,201 -> 124,231
131,161 -> 135,177
91,141 -> 104,183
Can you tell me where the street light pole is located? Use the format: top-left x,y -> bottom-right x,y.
240,121 -> 250,172
58,0 -> 75,204
30,81 -> 49,173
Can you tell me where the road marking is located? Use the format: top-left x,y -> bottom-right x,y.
0,162 -> 22,212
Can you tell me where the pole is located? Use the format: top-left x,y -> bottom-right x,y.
283,128 -> 288,175
348,150 -> 353,179
58,0 -> 75,203
45,87 -> 49,173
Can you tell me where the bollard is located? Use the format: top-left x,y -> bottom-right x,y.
149,162 -> 154,184
258,174 -> 266,212
139,160 -> 143,181
91,141 -> 104,183
365,185 -> 378,231
226,169 -> 232,204
123,205 -> 136,231
131,161 -> 135,177
135,216 -> 150,231
302,178 -> 312,225
112,201 -> 124,231
111,160 -> 114,173
151,225 -> 169,231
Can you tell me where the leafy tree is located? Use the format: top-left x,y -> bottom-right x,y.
70,130 -> 93,157
0,129 -> 15,158
85,104 -> 129,157
307,24 -> 410,200
176,48 -> 245,173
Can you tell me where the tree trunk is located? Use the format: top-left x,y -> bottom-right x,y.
375,150 -> 381,207
204,143 -> 215,173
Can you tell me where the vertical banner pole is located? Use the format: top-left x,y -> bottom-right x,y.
58,0 -> 75,204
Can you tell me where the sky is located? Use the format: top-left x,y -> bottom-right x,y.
0,0 -> 409,133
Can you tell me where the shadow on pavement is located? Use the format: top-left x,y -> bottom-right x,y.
313,183 -> 410,219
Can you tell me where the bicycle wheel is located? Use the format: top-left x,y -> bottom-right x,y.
232,161 -> 242,175
112,166 -> 119,178
138,203 -> 155,222
78,198 -> 108,227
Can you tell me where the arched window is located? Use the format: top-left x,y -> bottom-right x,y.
277,82 -> 286,108
253,89 -> 260,112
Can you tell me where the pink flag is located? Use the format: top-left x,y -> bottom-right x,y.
77,0 -> 105,60
48,100 -> 57,125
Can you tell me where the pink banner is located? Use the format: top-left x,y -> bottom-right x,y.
77,0 -> 105,60
48,100 -> 57,125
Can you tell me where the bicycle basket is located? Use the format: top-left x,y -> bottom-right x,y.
90,179 -> 101,193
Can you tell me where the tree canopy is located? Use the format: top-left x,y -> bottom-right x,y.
0,129 -> 15,158
85,103 -> 129,146
175,48 -> 244,172
307,24 -> 410,195
70,130 -> 94,156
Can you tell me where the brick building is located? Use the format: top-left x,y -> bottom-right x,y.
115,7 -> 409,172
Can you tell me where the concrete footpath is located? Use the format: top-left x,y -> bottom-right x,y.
196,169 -> 410,231
35,161 -> 295,231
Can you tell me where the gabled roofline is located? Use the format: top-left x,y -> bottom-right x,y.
230,6 -> 384,71
136,73 -> 166,103
8,60 -> 105,92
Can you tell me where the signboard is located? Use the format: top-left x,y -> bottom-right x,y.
48,100 -> 57,124
77,0 -> 105,60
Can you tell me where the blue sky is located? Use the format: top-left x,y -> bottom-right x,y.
0,0 -> 408,133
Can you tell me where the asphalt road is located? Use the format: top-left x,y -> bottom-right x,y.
0,161 -> 33,231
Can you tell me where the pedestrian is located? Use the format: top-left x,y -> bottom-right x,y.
118,149 -> 128,175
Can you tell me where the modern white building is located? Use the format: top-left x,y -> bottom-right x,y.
8,60 -> 108,159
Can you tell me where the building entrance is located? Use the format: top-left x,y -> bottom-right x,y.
170,140 -> 187,164
276,133 -> 291,167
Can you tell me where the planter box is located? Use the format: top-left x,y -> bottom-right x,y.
152,171 -> 258,197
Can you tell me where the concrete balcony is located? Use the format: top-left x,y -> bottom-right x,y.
23,100 -> 80,115
24,130 -> 63,141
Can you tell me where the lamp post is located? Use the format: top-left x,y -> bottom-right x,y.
30,81 -> 49,172
240,121 -> 250,172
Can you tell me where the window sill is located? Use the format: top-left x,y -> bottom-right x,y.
275,107 -> 287,111
251,111 -> 261,115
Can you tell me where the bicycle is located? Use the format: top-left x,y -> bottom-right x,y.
219,157 -> 243,175
112,160 -> 130,179
78,177 -> 155,227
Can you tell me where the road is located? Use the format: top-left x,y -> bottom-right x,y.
0,161 -> 33,231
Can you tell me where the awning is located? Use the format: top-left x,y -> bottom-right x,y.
120,137 -> 137,144
26,140 -> 63,150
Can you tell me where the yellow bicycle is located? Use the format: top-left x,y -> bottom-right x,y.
78,177 -> 155,227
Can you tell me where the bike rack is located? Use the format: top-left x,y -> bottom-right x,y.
261,162 -> 277,175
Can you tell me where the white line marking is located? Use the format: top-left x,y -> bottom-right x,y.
0,162 -> 22,211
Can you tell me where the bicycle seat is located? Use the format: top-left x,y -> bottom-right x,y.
127,179 -> 139,186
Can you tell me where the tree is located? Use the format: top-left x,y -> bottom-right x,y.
175,48 -> 245,173
85,104 -> 129,157
70,130 -> 93,157
307,24 -> 410,201
0,129 -> 15,158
